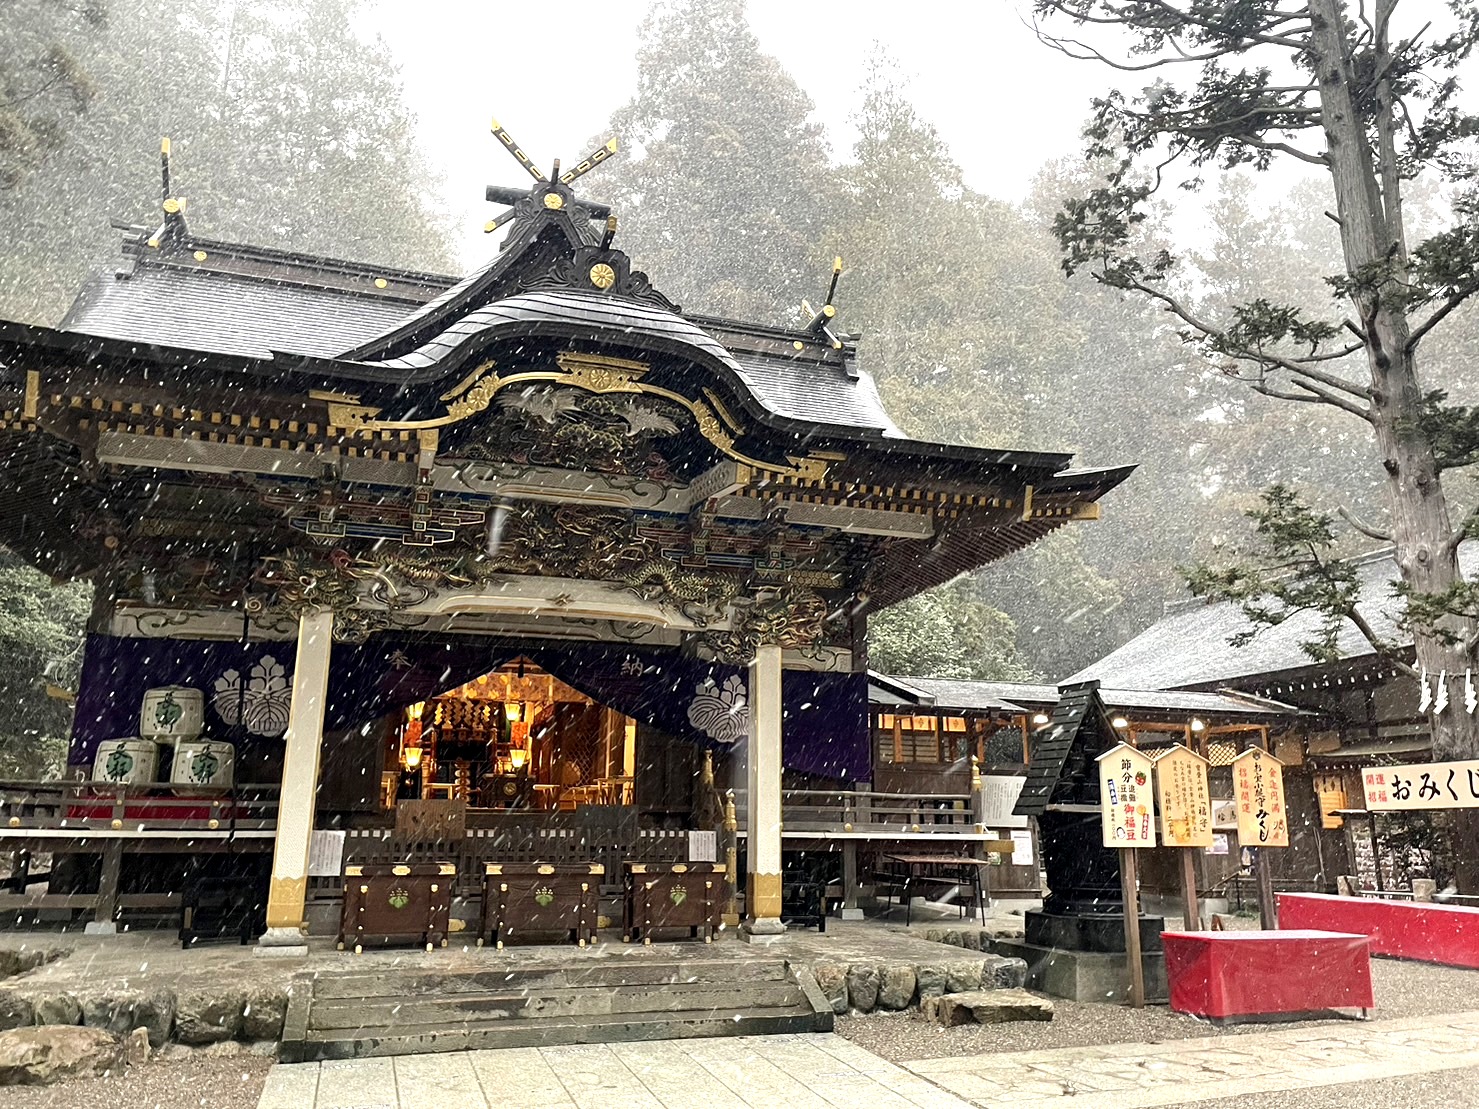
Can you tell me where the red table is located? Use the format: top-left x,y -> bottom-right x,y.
1279,892 -> 1479,970
1162,929 -> 1373,1021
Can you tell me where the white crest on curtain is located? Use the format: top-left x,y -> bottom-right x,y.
686,675 -> 749,744
212,655 -> 292,737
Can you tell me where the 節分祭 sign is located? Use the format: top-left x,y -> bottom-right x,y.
1153,744 -> 1214,848
1096,742 -> 1157,848
1364,759 -> 1479,811
1232,747 -> 1288,847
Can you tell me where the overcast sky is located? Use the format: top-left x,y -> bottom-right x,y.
362,2 -> 1114,269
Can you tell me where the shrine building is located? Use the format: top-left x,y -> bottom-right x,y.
0,125 -> 1130,945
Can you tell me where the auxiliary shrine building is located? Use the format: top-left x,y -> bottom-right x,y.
0,129 -> 1129,944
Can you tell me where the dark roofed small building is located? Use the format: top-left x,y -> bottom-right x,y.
1067,546 -> 1468,894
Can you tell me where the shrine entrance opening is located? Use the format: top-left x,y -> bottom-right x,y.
382,656 -> 705,823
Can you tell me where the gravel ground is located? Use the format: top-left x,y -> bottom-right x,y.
2,1054 -> 272,1109
836,956 -> 1479,1061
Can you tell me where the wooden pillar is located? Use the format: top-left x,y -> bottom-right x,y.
743,643 -> 785,940
88,840 -> 124,934
257,607 -> 333,954
1120,847 -> 1146,1008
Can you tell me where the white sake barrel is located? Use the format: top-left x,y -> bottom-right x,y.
92,738 -> 160,785
140,686 -> 205,742
170,739 -> 236,789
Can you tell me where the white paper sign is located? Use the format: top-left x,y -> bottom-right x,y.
308,829 -> 346,877
687,829 -> 717,862
981,775 -> 1029,827
1009,829 -> 1034,866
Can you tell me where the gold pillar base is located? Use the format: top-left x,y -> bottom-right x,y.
264,875 -> 309,931
746,871 -> 783,920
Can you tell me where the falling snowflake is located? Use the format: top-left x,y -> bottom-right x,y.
212,655 -> 292,737
686,675 -> 748,744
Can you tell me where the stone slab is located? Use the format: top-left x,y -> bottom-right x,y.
992,938 -> 1168,1004
1024,910 -> 1165,953
921,988 -> 1054,1026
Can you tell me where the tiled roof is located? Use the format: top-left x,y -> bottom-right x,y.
59,249 -> 902,437
872,675 -> 1295,718
1068,543 -> 1479,690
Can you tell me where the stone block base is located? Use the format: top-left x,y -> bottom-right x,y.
921,988 -> 1054,1026
992,938 -> 1167,1004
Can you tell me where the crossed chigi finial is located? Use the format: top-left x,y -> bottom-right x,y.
481,116 -> 620,239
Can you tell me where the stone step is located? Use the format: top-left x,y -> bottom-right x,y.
306,980 -> 805,1030
285,1004 -> 828,1062
307,958 -> 791,999
280,959 -> 832,1061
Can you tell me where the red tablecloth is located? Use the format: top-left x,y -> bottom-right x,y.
1279,892 -> 1479,970
1162,929 -> 1373,1019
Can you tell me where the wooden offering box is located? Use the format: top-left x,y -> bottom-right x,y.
481,862 -> 603,949
339,862 -> 453,953
623,861 -> 725,945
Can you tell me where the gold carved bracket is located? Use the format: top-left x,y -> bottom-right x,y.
317,351 -> 837,481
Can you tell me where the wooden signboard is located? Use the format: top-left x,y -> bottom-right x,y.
1096,743 -> 1156,848
1152,744 -> 1214,848
1363,759 -> 1479,811
1232,747 -> 1288,848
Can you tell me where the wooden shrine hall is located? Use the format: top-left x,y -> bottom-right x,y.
0,121 -> 1131,948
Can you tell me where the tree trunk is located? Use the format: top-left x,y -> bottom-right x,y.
1309,0 -> 1479,889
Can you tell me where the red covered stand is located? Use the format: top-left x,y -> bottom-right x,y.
1162,929 -> 1373,1020
1279,892 -> 1479,970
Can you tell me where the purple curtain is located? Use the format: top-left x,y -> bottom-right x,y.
70,632 -> 869,781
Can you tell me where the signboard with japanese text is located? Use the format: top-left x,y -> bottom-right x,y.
1232,747 -> 1289,847
1363,759 -> 1479,810
1096,742 -> 1157,848
1152,744 -> 1214,848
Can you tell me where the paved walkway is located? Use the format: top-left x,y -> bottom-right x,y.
904,1010 -> 1479,1109
257,1034 -> 972,1109
256,1010 -> 1479,1109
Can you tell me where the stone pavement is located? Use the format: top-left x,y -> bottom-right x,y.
903,1010 -> 1479,1109
257,1010 -> 1479,1109
256,1033 -> 974,1109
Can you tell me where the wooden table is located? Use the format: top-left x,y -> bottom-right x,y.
1162,929 -> 1373,1021
622,861 -> 725,944
481,862 -> 603,948
881,849 -> 1012,926
338,862 -> 453,953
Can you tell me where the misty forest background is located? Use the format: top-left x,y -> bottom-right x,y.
4,0 -> 1478,775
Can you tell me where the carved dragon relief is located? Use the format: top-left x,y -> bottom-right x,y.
247,502 -> 843,650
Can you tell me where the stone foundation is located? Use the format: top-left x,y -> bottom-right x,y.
992,937 -> 1168,1003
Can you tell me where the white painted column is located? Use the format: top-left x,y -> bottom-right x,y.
743,642 -> 786,939
257,607 -> 333,955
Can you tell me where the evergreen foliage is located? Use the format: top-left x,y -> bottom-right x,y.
0,0 -> 456,324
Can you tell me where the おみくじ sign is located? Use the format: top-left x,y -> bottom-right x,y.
1096,742 -> 1157,849
1363,758 -> 1479,811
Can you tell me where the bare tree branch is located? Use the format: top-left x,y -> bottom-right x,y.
1338,503 -> 1393,542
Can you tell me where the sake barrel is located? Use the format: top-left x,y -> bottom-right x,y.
92,738 -> 160,785
140,686 -> 205,742
170,739 -> 235,789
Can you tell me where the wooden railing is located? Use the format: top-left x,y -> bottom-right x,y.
0,779 -> 281,833
778,787 -> 979,834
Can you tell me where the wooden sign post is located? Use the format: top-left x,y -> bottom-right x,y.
1232,747 -> 1288,929
1152,744 -> 1214,930
1096,742 -> 1156,1008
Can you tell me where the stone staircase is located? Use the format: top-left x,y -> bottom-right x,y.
279,957 -> 832,1062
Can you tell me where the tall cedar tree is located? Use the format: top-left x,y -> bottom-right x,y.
0,0 -> 454,323
1035,3 -> 1479,753
590,0 -> 833,321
